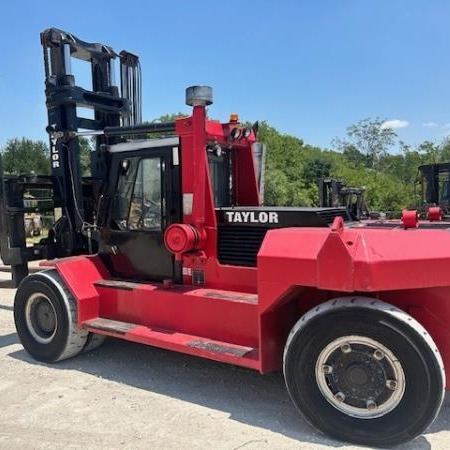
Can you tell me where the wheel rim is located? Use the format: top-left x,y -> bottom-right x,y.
315,335 -> 406,419
25,292 -> 58,344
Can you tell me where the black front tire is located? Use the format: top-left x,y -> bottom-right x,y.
14,270 -> 88,362
283,297 -> 445,448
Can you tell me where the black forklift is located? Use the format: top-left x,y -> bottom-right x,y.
0,28 -> 177,285
417,163 -> 450,216
318,177 -> 370,220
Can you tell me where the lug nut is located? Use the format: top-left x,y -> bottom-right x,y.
341,343 -> 351,353
373,350 -> 384,360
334,392 -> 345,402
322,365 -> 333,374
366,400 -> 377,410
386,380 -> 398,390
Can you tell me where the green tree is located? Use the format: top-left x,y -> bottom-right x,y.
417,140 -> 440,164
332,118 -> 397,169
439,137 -> 450,161
342,144 -> 368,168
264,169 -> 291,205
1,138 -> 50,175
258,122 -> 312,206
153,113 -> 187,123
78,137 -> 93,176
302,158 -> 332,187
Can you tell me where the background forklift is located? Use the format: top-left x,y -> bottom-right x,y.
2,28 -> 450,448
318,177 -> 370,219
417,162 -> 450,216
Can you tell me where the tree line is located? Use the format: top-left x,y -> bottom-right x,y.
1,117 -> 449,213
261,117 -> 450,212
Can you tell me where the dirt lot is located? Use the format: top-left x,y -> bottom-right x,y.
0,268 -> 449,450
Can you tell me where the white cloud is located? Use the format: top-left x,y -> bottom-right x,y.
422,121 -> 438,127
380,119 -> 409,130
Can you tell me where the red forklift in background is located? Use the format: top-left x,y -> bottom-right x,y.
2,29 -> 450,447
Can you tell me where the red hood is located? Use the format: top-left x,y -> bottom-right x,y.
257,223 -> 450,311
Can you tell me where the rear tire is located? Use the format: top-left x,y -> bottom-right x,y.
14,270 -> 88,362
283,297 -> 445,447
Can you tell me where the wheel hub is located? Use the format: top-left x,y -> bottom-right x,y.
347,365 -> 368,385
35,301 -> 56,332
315,335 -> 405,418
25,292 -> 58,344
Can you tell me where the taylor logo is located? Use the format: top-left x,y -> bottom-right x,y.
225,211 -> 279,224
50,131 -> 60,169
50,143 -> 60,168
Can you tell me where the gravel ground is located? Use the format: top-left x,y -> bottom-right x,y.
0,268 -> 449,450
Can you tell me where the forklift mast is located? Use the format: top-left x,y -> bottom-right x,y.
318,177 -> 344,208
42,28 -> 139,231
318,177 -> 369,220
0,29 -> 143,283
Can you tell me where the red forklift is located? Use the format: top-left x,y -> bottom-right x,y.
2,28 -> 450,447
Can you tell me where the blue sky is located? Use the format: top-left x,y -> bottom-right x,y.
1,0 -> 449,150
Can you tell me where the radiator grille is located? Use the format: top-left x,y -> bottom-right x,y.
217,208 -> 350,267
218,225 -> 268,267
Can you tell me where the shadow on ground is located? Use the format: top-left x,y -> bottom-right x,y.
0,303 -> 13,312
0,279 -> 16,289
0,332 -> 19,348
7,338 -> 437,449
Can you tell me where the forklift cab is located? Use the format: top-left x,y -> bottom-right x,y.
99,138 -> 181,282
98,122 -> 260,283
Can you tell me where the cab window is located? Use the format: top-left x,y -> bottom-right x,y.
113,157 -> 164,231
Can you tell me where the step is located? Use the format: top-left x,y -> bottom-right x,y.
83,317 -> 260,370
